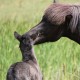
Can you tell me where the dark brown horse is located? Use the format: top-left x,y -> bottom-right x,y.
24,3 -> 80,45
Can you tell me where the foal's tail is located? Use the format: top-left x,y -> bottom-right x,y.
53,0 -> 58,3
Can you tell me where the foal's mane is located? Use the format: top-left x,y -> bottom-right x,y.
44,3 -> 80,33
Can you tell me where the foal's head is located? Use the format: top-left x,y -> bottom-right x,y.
14,31 -> 33,54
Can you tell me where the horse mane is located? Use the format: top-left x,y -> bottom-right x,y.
44,3 -> 80,33
70,6 -> 80,32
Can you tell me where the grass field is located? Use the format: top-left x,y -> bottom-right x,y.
0,0 -> 80,80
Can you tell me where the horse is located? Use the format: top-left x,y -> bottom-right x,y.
6,32 -> 42,80
23,3 -> 80,45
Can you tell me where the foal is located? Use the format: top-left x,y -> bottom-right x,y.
6,32 -> 42,80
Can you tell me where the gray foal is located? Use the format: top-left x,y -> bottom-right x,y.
6,32 -> 42,80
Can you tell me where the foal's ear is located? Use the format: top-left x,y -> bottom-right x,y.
14,31 -> 21,41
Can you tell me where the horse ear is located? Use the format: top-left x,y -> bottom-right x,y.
66,15 -> 72,21
14,31 -> 21,41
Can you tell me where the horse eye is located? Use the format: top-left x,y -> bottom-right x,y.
38,31 -> 44,37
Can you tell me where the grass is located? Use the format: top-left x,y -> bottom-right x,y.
0,0 -> 80,80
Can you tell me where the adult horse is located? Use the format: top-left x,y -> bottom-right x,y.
23,2 -> 80,45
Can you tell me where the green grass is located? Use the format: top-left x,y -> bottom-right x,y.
0,0 -> 80,80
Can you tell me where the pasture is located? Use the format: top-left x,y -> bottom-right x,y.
0,0 -> 80,80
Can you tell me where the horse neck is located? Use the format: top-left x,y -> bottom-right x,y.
21,47 -> 38,64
